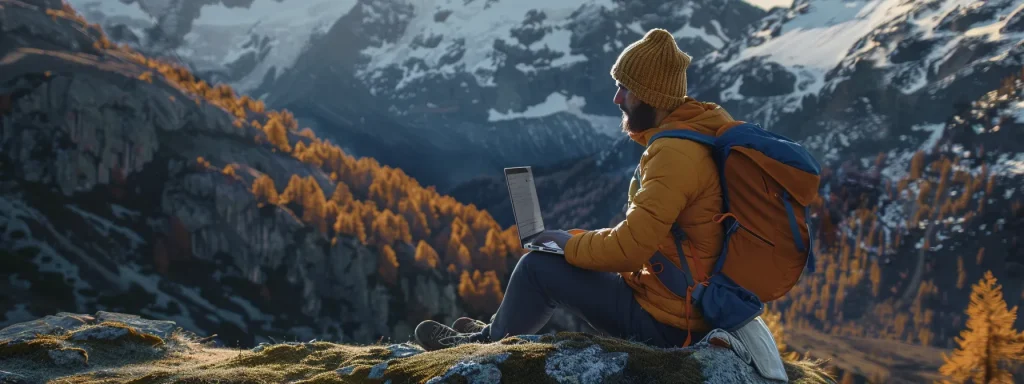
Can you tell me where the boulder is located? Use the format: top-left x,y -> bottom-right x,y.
94,312 -> 178,340
0,313 -> 92,344
0,370 -> 28,384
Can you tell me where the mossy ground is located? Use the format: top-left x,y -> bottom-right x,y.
1,324 -> 835,384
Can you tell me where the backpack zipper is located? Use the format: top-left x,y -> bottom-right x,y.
738,225 -> 775,247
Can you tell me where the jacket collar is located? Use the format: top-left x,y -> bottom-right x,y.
627,97 -> 736,147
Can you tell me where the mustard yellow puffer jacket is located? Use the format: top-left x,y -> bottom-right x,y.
565,97 -> 741,334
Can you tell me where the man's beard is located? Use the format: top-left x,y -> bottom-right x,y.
620,101 -> 657,134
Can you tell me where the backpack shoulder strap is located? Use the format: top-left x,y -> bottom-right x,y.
641,129 -> 718,300
648,129 -> 716,147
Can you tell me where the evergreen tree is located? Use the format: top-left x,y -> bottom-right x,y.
939,271 -> 1024,383
414,240 -> 440,269
263,116 -> 291,152
378,244 -> 399,285
251,175 -> 279,206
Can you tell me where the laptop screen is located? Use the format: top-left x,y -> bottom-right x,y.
504,167 -> 545,241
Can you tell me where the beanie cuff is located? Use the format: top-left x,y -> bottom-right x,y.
612,66 -> 686,111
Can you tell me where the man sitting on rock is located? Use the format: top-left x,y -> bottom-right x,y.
415,28 -> 735,351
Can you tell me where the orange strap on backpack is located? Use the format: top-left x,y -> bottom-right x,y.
680,239 -> 707,348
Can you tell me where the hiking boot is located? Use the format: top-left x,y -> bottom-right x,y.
415,320 -> 472,351
452,317 -> 487,333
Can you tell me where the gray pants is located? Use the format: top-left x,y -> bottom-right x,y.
474,251 -> 703,348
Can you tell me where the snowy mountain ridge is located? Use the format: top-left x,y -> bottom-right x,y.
68,0 -> 360,93
67,0 -> 764,136
63,0 -> 1024,193
690,0 -> 1024,165
65,0 -> 771,189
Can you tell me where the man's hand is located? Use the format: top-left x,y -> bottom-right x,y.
529,229 -> 573,249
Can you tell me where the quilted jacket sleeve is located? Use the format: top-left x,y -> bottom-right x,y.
564,142 -> 700,272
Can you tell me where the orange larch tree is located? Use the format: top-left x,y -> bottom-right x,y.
251,174 -> 279,206
477,228 -> 508,276
263,115 -> 291,152
939,271 -> 1024,383
378,244 -> 399,285
330,182 -> 353,206
458,270 -> 504,314
414,240 -> 440,270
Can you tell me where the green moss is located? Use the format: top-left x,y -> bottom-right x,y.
227,343 -> 317,367
124,370 -> 175,384
494,343 -> 560,384
2,330 -> 835,383
0,337 -> 63,359
0,336 -> 89,364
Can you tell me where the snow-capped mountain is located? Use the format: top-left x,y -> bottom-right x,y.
692,0 -> 1024,162
65,0 -> 767,188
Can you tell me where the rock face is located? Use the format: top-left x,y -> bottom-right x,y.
0,0 -> 588,349
0,312 -> 835,383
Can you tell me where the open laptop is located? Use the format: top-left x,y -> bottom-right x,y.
504,166 -> 565,255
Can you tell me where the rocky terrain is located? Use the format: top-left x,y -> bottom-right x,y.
0,0 -> 593,349
0,312 -> 834,383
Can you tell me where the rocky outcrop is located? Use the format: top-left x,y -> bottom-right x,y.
0,312 -> 836,383
0,0 -> 587,349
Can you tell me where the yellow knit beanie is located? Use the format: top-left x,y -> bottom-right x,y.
610,28 -> 691,111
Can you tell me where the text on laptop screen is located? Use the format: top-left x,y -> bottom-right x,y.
505,168 -> 544,240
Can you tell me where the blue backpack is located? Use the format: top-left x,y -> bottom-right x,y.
641,122 -> 822,333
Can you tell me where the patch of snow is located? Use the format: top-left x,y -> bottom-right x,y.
734,0 -> 910,70
532,28 -> 588,67
911,123 -> 945,153
564,95 -> 622,138
359,0 -> 617,91
228,295 -> 271,323
175,285 -> 247,331
489,93 -> 577,122
964,2 -> 1024,42
721,0 -> 915,107
626,21 -> 646,35
178,0 -> 358,92
993,153 -> 1024,176
1007,101 -> 1024,123
110,204 -> 140,219
720,77 -> 745,102
744,0 -> 795,11
487,92 -> 621,137
674,24 -> 725,49
781,0 -> 869,33
877,202 -> 906,231
709,20 -> 729,47
65,0 -> 156,48
67,205 -> 146,248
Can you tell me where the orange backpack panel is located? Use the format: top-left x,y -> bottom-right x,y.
645,122 -> 821,331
